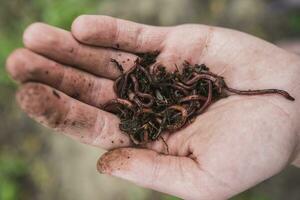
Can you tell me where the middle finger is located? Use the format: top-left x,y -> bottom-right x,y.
6,48 -> 115,108
23,23 -> 138,79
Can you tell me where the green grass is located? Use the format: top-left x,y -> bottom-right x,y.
0,152 -> 28,200
0,0 -> 105,86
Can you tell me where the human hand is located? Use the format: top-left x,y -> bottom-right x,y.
6,15 -> 300,200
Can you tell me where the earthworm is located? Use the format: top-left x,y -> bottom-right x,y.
224,86 -> 295,101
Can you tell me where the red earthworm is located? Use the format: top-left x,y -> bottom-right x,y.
129,134 -> 141,145
151,117 -> 165,140
181,90 -> 201,117
199,71 -> 222,78
137,64 -> 153,83
165,105 -> 188,131
119,64 -> 137,98
160,136 -> 169,154
132,95 -> 154,108
113,75 -> 124,95
196,80 -> 213,114
185,73 -> 218,85
138,108 -> 155,115
138,124 -> 149,144
106,53 -> 295,147
175,82 -> 196,90
149,63 -> 160,75
130,74 -> 154,107
138,93 -> 154,107
224,86 -> 295,101
102,98 -> 134,113
179,94 -> 207,103
130,74 -> 139,92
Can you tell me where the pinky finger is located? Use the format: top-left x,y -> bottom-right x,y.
17,82 -> 132,149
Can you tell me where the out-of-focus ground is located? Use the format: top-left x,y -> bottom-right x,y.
0,0 -> 300,200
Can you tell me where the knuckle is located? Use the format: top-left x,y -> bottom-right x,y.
134,26 -> 144,50
92,113 -> 108,145
94,80 -> 116,104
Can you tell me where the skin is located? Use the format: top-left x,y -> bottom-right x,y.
6,15 -> 300,200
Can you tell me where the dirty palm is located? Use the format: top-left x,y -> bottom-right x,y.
6,15 -> 300,200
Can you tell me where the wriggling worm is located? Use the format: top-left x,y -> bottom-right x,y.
102,53 -> 295,151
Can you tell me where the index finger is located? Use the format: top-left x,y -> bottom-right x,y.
71,15 -> 170,53
17,82 -> 132,149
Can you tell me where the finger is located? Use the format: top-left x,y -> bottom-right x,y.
17,83 -> 131,149
97,148 -> 230,200
23,22 -> 138,79
71,15 -> 170,53
6,48 -> 116,107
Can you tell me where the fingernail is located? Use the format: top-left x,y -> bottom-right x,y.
97,155 -> 108,174
97,148 -> 129,175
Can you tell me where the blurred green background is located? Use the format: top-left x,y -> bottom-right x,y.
0,0 -> 300,200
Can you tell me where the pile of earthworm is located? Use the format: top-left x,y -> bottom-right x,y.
102,53 -> 294,145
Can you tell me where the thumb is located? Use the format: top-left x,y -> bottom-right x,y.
97,148 -> 230,200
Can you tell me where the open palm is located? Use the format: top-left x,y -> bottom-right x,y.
6,15 -> 300,200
